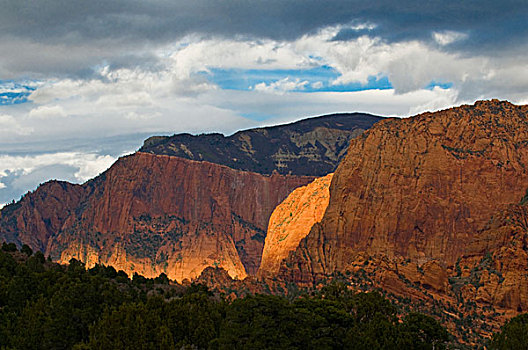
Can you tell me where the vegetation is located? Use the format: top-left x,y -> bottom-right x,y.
490,313 -> 528,349
0,245 -> 451,349
520,188 -> 528,205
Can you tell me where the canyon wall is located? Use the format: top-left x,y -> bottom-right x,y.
1,153 -> 312,281
280,100 -> 528,284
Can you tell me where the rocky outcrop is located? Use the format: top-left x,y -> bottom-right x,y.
281,100 -> 528,284
1,153 -> 313,281
140,113 -> 382,176
258,173 -> 333,278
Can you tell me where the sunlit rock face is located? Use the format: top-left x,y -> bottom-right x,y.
259,173 -> 333,279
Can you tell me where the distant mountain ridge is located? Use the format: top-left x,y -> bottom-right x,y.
140,113 -> 382,176
0,112 -> 381,281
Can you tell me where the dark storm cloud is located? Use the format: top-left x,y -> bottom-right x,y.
0,0 -> 526,77
330,1 -> 528,54
2,0 -> 527,46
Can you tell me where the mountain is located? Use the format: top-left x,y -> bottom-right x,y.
269,100 -> 528,343
140,113 -> 381,176
0,113 -> 381,281
4,100 -> 528,344
279,100 -> 528,283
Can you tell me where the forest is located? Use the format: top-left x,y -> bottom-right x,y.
0,242 -> 522,349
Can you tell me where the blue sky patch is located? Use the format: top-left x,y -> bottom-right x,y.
204,66 -> 395,93
0,92 -> 32,105
317,76 -> 393,92
0,81 -> 37,105
205,66 -> 339,91
426,81 -> 453,90
204,67 -> 454,94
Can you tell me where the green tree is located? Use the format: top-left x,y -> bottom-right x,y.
2,242 -> 17,252
88,301 -> 174,350
491,313 -> 528,349
397,313 -> 450,349
21,244 -> 33,256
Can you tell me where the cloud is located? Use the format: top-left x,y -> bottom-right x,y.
253,78 -> 309,94
433,31 -> 468,46
0,26 -> 525,149
0,114 -> 33,136
28,105 -> 67,119
0,28 -> 525,147
0,152 -> 118,204
0,152 -> 115,182
0,1 -> 526,77
203,85 -> 460,122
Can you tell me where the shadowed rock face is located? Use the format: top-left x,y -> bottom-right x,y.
280,100 -> 528,284
1,113 -> 381,281
0,153 -> 313,281
140,113 -> 382,176
0,181 -> 85,252
455,202 -> 528,312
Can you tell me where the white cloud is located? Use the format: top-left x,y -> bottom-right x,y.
253,78 -> 310,94
167,38 -> 315,78
28,105 -> 67,119
0,152 -> 116,183
311,81 -> 324,89
0,151 -> 121,204
203,86 -> 460,123
124,111 -> 159,121
291,29 -> 484,94
433,31 -> 468,46
0,114 -> 33,136
0,29 -> 524,152
15,27 -> 528,133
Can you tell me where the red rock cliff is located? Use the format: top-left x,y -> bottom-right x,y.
280,100 -> 528,284
1,152 -> 313,281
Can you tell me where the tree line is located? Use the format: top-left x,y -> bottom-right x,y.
0,242 -> 522,349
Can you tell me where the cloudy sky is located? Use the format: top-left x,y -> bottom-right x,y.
1,0 -> 528,205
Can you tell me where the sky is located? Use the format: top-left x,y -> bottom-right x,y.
1,0 -> 528,206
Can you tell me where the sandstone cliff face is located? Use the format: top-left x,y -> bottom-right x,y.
0,181 -> 85,252
258,173 -> 333,278
452,202 -> 528,312
1,153 -> 313,281
281,100 -> 528,284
